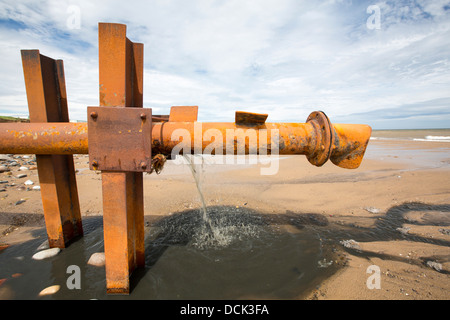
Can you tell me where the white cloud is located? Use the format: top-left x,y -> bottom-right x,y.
0,0 -> 449,128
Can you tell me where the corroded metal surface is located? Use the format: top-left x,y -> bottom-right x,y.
97,22 -> 145,295
21,50 -> 83,248
0,115 -> 372,169
235,111 -> 268,125
330,123 -> 372,169
0,122 -> 88,154
169,106 -> 198,122
87,106 -> 152,172
306,111 -> 334,167
150,116 -> 371,169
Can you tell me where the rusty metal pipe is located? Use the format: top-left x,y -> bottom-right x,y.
0,122 -> 88,155
151,120 -> 371,169
0,117 -> 371,169
151,122 -> 314,155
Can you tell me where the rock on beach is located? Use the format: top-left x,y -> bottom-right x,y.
426,261 -> 443,272
38,285 -> 60,296
87,252 -> 105,267
32,248 -> 61,260
340,239 -> 362,250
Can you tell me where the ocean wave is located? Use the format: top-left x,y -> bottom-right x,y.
371,136 -> 450,142
425,135 -> 450,141
369,137 -> 392,140
413,136 -> 450,142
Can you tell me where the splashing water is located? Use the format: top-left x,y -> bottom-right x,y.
183,154 -> 209,222
183,154 -> 262,249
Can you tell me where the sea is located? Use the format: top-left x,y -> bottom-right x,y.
366,129 -> 450,168
370,129 -> 450,142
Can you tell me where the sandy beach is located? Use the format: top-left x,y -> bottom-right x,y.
1,134 -> 449,300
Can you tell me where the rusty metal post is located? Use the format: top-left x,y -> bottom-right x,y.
21,50 -> 83,248
97,23 -> 145,294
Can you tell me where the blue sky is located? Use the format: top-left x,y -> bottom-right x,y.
0,0 -> 449,129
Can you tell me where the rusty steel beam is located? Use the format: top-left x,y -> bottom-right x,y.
97,22 -> 145,295
0,115 -> 372,169
21,50 -> 83,248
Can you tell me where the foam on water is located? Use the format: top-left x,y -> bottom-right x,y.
413,136 -> 450,142
182,154 -> 265,249
191,208 -> 265,249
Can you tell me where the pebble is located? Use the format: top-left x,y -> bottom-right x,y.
38,285 -> 60,296
87,252 -> 106,267
0,165 -> 9,173
426,261 -> 442,272
24,180 -> 34,185
0,180 -> 8,184
16,174 -> 27,178
32,248 -> 61,260
340,239 -> 362,250
318,258 -> 333,268
19,166 -> 29,171
15,199 -> 26,205
364,207 -> 381,214
32,185 -> 41,191
0,155 -> 13,161
396,227 -> 410,235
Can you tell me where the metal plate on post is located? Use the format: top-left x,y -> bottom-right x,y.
88,106 -> 152,172
235,111 -> 268,125
169,106 -> 198,122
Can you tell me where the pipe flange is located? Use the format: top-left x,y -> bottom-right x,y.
306,111 -> 334,167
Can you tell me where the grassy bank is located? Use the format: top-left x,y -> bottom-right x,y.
0,116 -> 29,123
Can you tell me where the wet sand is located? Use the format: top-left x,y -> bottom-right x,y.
1,137 -> 449,300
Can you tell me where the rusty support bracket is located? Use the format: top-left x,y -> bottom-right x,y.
169,106 -> 198,122
87,106 -> 152,172
235,111 -> 268,125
